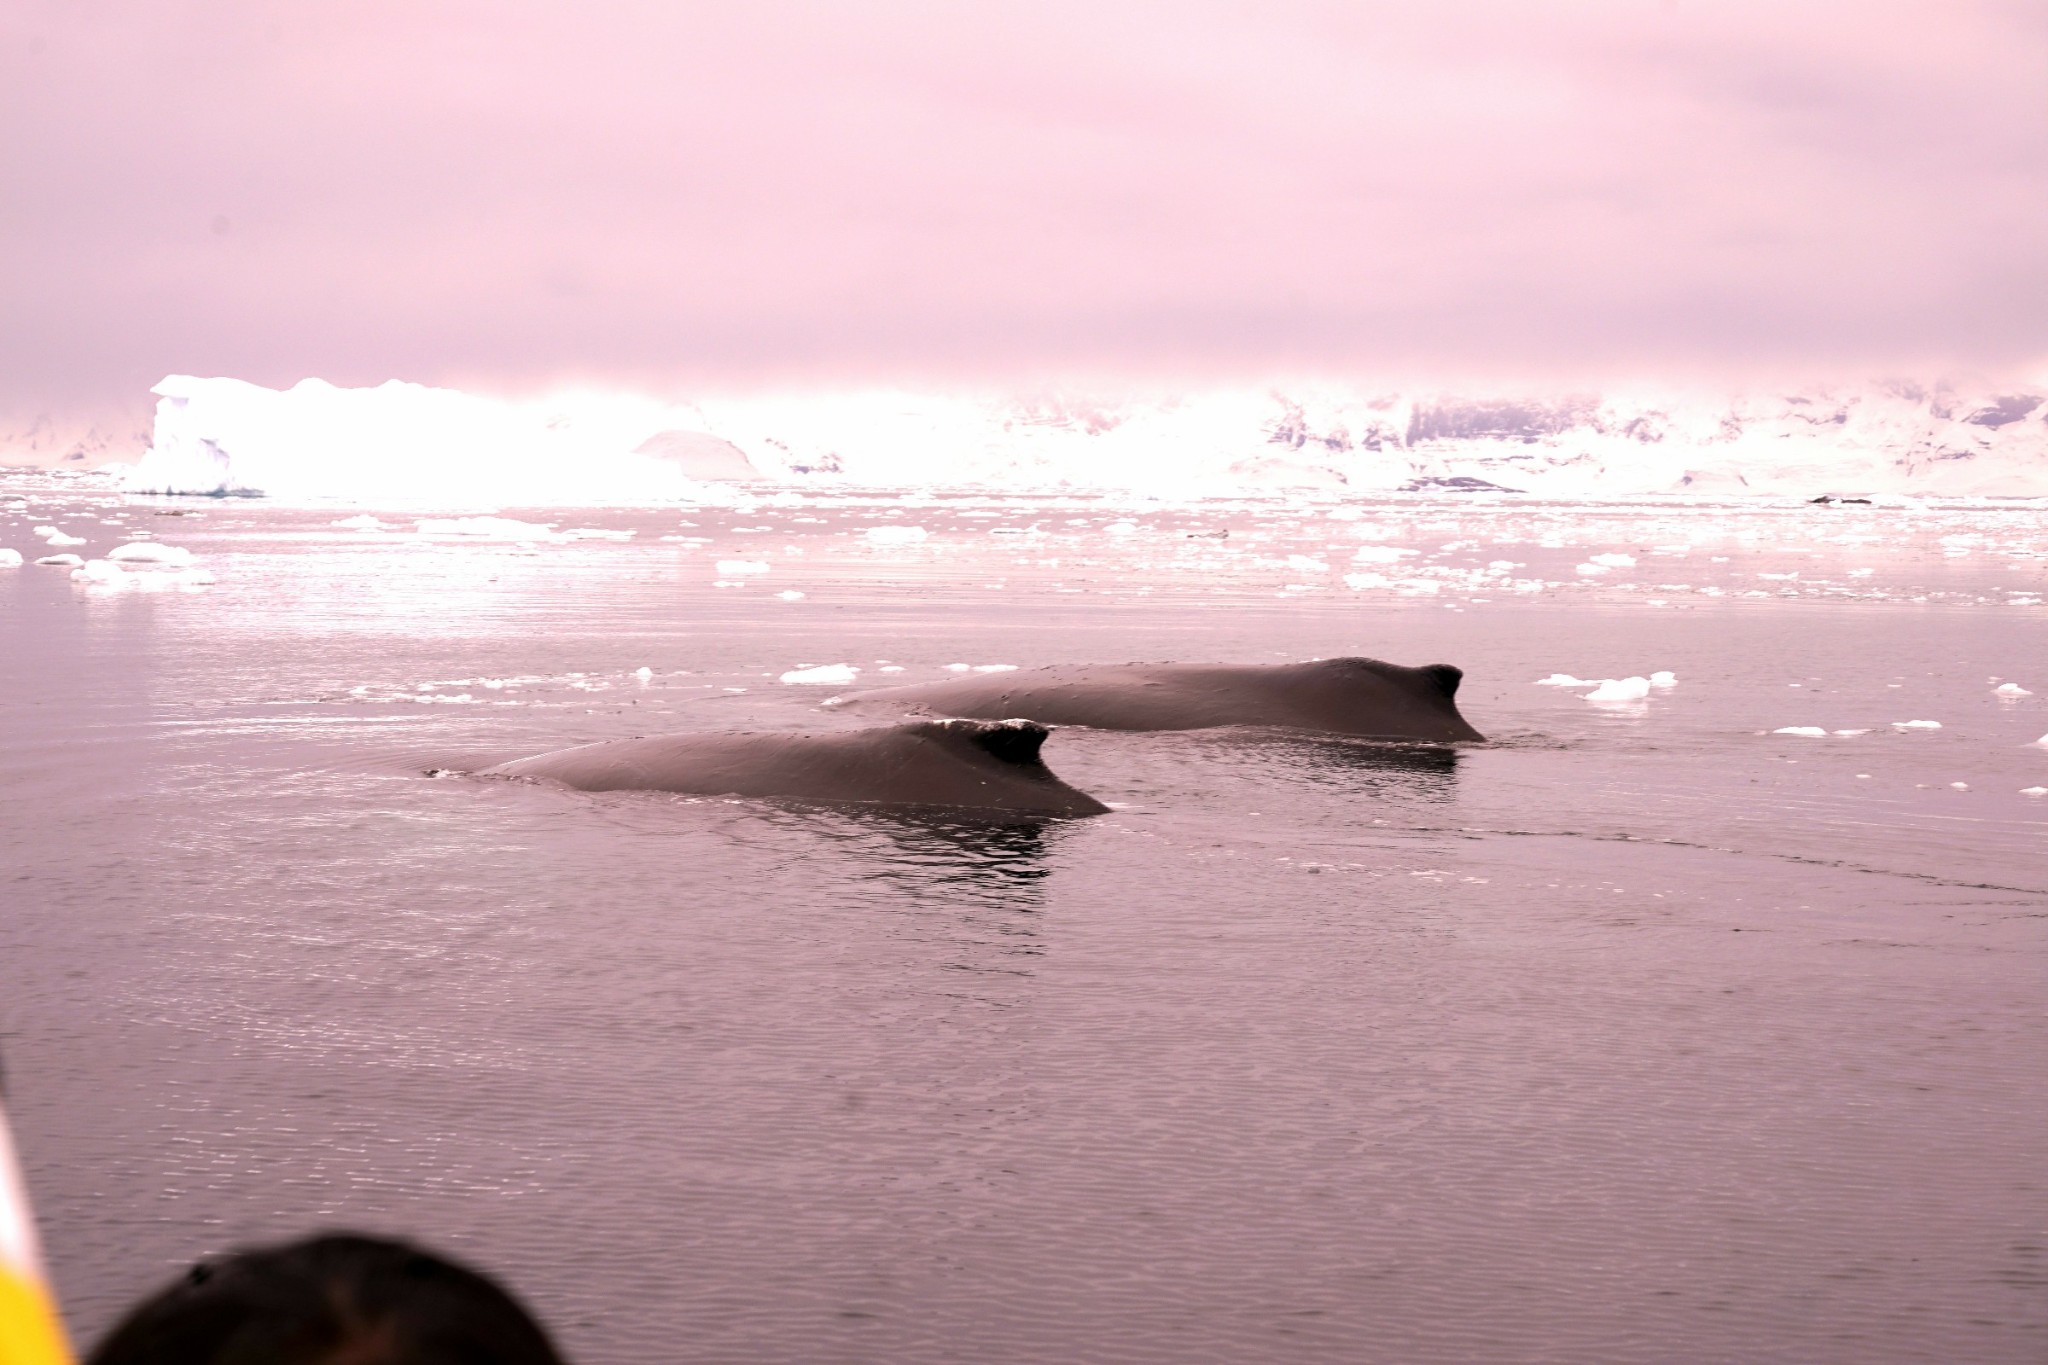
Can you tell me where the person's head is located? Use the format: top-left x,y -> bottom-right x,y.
86,1232 -> 566,1365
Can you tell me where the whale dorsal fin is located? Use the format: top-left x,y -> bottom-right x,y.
920,718 -> 1051,767
1418,664 -> 1463,698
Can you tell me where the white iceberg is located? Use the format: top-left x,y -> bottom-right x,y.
416,517 -> 556,540
108,542 -> 194,566
0,548 -> 21,568
120,376 -> 744,503
780,663 -> 858,685
1994,682 -> 2031,696
1586,677 -> 1652,702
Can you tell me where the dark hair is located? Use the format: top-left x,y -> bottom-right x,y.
86,1232 -> 567,1365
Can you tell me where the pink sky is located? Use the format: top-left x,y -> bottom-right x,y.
3,0 -> 2045,413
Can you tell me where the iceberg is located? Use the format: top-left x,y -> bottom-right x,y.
95,372 -> 2048,503
121,377 -> 756,503
780,664 -> 857,685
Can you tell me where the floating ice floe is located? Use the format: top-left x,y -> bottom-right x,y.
780,663 -> 858,685
2022,786 -> 2048,797
416,517 -> 556,540
2034,733 -> 2048,748
1892,720 -> 1942,730
1773,727 -> 1829,737
1585,677 -> 1652,702
1539,670 -> 1675,693
1994,682 -> 2032,696
33,527 -> 85,546
108,542 -> 194,566
1588,553 -> 1637,568
715,559 -> 770,575
1950,782 -> 1970,790
0,549 -> 21,568
776,590 -> 806,601
634,667 -> 654,681
35,554 -> 84,568
864,526 -> 928,545
68,558 -> 216,590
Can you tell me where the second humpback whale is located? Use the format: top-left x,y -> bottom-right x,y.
481,718 -> 1109,818
824,657 -> 1486,742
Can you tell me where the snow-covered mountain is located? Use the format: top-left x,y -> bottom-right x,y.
33,373 -> 2048,502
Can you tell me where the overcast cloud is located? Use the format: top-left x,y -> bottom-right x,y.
3,0 -> 2045,412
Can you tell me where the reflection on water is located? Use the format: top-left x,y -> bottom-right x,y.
1188,731 -> 1464,803
848,813 -> 1054,889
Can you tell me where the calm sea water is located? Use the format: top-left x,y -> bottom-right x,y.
3,476 -> 2045,1363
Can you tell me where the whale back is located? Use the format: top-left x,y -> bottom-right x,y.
483,718 -> 1107,817
828,657 -> 1484,741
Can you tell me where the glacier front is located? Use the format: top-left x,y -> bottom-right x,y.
111,374 -> 2048,502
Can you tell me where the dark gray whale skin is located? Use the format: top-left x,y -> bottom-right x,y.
825,658 -> 1486,743
481,718 -> 1109,818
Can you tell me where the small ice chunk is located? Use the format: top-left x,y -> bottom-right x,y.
1949,782 -> 1969,790
972,664 -> 1018,673
416,516 -> 556,540
332,515 -> 387,530
715,559 -> 770,575
34,527 -> 86,546
108,542 -> 194,566
1351,546 -> 1414,564
35,553 -> 84,568
1586,677 -> 1651,702
879,665 -> 905,673
864,526 -> 928,545
1535,674 -> 1594,687
1994,682 -> 2031,696
945,663 -> 972,672
1831,729 -> 1870,737
0,548 -> 21,568
779,664 -> 858,685
2021,786 -> 2047,797
775,590 -> 806,601
1575,563 -> 1610,575
70,559 -> 124,584
1892,720 -> 1942,730
634,667 -> 654,681
1649,671 -> 1677,687
1284,554 -> 1329,573
1588,553 -> 1637,567
1773,727 -> 1828,737
2033,733 -> 2048,748
1105,521 -> 1138,536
